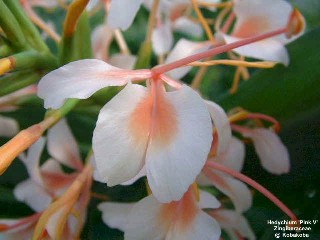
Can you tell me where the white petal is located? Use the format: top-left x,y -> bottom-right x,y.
199,190 -> 221,209
205,100 -> 231,154
107,0 -> 143,30
13,179 -> 52,212
221,34 -> 289,65
165,39 -> 210,79
91,24 -> 113,61
152,22 -> 174,55
167,211 -> 221,240
41,159 -> 64,174
212,209 -> 256,240
46,206 -> 69,239
0,116 -> 19,137
92,84 -> 148,186
233,0 -> 292,38
196,172 -> 212,186
21,137 -> 46,186
108,54 -> 137,70
121,167 -> 146,185
98,202 -> 134,231
214,137 -> 245,172
242,128 -> 290,175
87,0 -> 101,11
208,171 -> 252,212
146,85 -> 212,202
124,195 -> 167,240
38,59 -> 130,109
173,17 -> 203,37
47,119 -> 82,170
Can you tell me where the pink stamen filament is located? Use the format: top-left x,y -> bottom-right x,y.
246,113 -> 281,132
205,161 -> 298,221
151,27 -> 286,75
160,74 -> 183,89
221,12 -> 236,34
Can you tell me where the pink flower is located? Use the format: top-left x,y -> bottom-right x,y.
98,187 -> 221,240
38,59 -> 214,202
218,0 -> 305,65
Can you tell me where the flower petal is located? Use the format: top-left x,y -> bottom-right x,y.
92,83 -> 148,186
107,0 -> 143,30
98,202 -> 134,231
211,209 -> 256,240
108,54 -> 137,70
146,85 -> 212,202
198,190 -> 221,209
47,119 -> 82,170
0,116 -> 19,137
214,137 -> 245,172
205,100 -> 231,154
21,137 -> 46,186
91,24 -> 113,61
152,21 -> 174,55
121,166 -> 146,185
233,0 -> 292,38
165,39 -> 210,79
13,179 -> 52,212
242,128 -> 290,175
124,195 -> 168,240
38,59 -> 131,109
172,17 -> 203,37
221,34 -> 289,65
205,170 -> 252,212
167,211 -> 221,240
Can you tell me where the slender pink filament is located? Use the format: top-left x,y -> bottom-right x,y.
221,12 -> 236,34
152,28 -> 286,75
246,113 -> 281,132
160,74 -> 183,89
205,161 -> 298,221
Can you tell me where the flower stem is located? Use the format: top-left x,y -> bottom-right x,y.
152,28 -> 286,75
205,161 -> 298,221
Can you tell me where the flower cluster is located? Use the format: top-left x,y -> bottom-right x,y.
0,0 -> 308,239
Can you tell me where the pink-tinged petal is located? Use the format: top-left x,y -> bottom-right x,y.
214,137 -> 245,172
91,24 -> 113,61
37,59 -> 132,109
47,119 -> 83,170
172,17 -> 203,38
242,128 -> 290,175
13,179 -> 52,212
165,39 -> 210,79
211,209 -> 255,240
121,167 -> 146,185
98,202 -> 134,231
108,54 -> 137,70
107,0 -> 143,30
124,195 -> 168,240
21,137 -> 45,186
205,100 -> 231,154
233,0 -> 292,38
92,83 -> 148,186
0,116 -> 19,137
40,159 -> 64,174
206,171 -> 252,212
198,191 -> 221,209
167,211 -> 221,240
86,0 -> 101,11
146,85 -> 212,202
221,34 -> 289,65
152,21 -> 174,55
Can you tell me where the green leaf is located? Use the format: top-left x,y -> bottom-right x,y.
217,28 -> 320,124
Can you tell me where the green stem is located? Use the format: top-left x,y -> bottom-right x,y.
0,0 -> 26,50
4,0 -> 49,52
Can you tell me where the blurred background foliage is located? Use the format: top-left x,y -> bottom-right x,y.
0,0 -> 320,239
